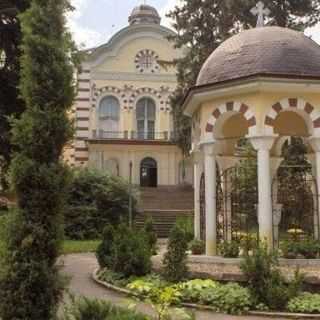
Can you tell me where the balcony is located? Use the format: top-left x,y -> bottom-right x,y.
91,130 -> 176,142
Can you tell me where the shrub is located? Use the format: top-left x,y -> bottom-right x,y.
65,169 -> 138,240
162,226 -> 189,282
96,224 -> 115,269
219,241 -> 240,258
177,279 -> 218,302
189,239 -> 205,255
240,244 -> 303,310
111,224 -> 151,277
62,297 -> 148,320
281,239 -> 320,259
176,216 -> 194,243
287,293 -> 320,314
127,275 -> 166,297
144,218 -> 157,255
198,283 -> 252,315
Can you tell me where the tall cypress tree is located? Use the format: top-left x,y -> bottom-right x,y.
168,0 -> 320,154
0,0 -> 76,319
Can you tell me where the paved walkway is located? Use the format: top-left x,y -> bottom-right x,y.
61,253 -> 290,320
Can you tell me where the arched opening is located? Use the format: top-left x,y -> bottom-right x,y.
140,157 -> 157,187
136,97 -> 156,140
104,158 -> 120,176
99,96 -> 120,138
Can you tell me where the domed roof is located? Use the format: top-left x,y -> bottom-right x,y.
128,4 -> 161,25
197,27 -> 320,86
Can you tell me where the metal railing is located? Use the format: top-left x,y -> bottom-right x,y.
92,130 -> 175,141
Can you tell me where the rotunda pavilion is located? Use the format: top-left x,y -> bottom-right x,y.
183,26 -> 320,256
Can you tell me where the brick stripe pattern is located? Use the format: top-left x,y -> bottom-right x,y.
264,98 -> 320,135
204,101 -> 257,141
74,69 -> 91,165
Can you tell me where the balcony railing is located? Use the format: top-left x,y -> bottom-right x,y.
91,130 -> 175,142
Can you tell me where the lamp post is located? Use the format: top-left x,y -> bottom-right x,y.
129,161 -> 133,229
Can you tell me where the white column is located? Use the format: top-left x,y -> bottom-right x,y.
309,137 -> 320,240
249,136 -> 276,249
203,142 -> 217,256
193,155 -> 201,240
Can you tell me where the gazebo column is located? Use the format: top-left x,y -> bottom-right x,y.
309,137 -> 320,240
249,136 -> 276,249
193,151 -> 202,240
203,141 -> 218,256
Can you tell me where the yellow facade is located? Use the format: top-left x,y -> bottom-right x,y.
68,5 -> 192,187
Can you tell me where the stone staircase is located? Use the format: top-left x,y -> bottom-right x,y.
135,186 -> 194,238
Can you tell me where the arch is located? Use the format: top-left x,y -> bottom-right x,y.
205,101 -> 257,141
264,98 -> 319,136
140,157 -> 158,187
136,97 -> 156,140
98,96 -> 120,137
104,158 -> 120,176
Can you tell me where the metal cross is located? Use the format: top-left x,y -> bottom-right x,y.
251,1 -> 270,28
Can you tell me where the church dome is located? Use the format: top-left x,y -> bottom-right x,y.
197,26 -> 320,86
128,4 -> 161,25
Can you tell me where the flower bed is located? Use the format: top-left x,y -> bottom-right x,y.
95,269 -> 320,316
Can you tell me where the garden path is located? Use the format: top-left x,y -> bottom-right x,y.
61,253 -> 291,320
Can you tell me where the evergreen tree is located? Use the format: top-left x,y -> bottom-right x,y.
168,0 -> 320,154
0,0 -> 30,189
0,0 -> 76,319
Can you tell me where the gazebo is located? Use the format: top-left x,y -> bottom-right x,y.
183,25 -> 320,256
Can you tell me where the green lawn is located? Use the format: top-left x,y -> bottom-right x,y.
61,240 -> 101,255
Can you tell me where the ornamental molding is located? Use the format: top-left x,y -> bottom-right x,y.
91,71 -> 177,83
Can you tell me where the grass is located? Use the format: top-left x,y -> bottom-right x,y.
61,240 -> 101,255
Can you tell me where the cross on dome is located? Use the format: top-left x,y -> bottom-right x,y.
251,1 -> 270,28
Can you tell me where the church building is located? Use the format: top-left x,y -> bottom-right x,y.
66,4 -> 192,188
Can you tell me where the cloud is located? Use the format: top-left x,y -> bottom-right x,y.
67,0 -> 104,49
306,23 -> 320,44
159,0 -> 182,30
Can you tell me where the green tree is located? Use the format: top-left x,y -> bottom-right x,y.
0,0 -> 30,189
167,0 -> 320,154
0,0 -> 76,319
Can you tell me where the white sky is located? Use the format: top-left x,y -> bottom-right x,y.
66,0 -> 320,49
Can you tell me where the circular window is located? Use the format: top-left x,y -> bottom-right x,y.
135,49 -> 160,73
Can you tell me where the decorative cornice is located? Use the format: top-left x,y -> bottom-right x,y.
91,71 -> 177,83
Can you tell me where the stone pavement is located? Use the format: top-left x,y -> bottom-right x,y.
61,253 -> 291,320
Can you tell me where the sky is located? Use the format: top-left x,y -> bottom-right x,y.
67,0 -> 320,49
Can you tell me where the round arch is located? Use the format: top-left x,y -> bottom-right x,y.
264,98 -> 319,136
204,101 -> 257,141
140,157 -> 158,187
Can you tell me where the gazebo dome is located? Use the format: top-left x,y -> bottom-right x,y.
128,4 -> 161,25
197,26 -> 320,86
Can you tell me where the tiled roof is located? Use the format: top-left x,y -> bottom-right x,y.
197,27 -> 320,86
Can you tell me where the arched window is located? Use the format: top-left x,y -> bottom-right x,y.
104,158 -> 120,176
136,97 -> 156,139
99,96 -> 120,137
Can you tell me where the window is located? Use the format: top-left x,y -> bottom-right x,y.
99,96 -> 120,137
104,158 -> 119,176
136,98 -> 156,139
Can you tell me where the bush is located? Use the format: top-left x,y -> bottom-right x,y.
97,224 -> 152,277
219,241 -> 240,258
176,216 -> 194,243
96,224 -> 115,269
144,218 -> 157,255
65,169 -> 138,240
177,279 -> 218,302
281,239 -> 320,259
240,244 -> 303,310
287,293 -> 320,314
162,226 -> 189,283
189,239 -> 205,255
62,297 -> 148,320
198,283 -> 252,315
